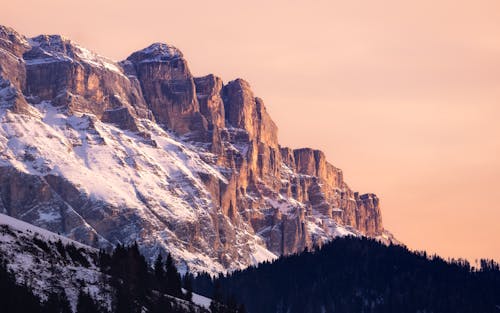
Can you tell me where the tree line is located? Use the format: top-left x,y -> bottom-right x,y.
193,236 -> 500,313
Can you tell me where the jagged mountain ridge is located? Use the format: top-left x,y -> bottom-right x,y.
0,25 -> 394,273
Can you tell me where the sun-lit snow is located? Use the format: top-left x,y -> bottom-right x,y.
130,43 -> 183,63
25,35 -> 125,77
0,102 -> 276,273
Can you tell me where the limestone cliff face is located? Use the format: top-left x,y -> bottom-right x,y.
223,79 -> 278,147
0,26 -> 28,89
0,167 -> 105,245
22,35 -> 153,132
194,74 -> 225,130
124,43 -> 208,137
0,26 -> 393,273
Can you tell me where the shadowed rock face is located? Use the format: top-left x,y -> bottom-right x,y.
0,26 -> 31,114
0,26 -> 29,89
0,25 -> 392,273
0,167 -> 107,245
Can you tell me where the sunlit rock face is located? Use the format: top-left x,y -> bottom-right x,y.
124,43 -> 208,138
0,25 -> 394,273
22,34 -> 153,132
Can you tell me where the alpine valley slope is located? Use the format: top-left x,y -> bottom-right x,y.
0,213 -> 211,312
0,25 -> 394,273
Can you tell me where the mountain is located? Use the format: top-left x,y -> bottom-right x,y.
0,25 -> 394,273
0,213 -> 212,313
193,237 -> 500,313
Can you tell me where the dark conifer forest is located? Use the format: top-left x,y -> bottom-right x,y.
193,237 -> 500,313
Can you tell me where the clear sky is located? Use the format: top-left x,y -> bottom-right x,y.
2,0 -> 499,263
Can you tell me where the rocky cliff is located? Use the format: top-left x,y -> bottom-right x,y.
0,25 -> 394,273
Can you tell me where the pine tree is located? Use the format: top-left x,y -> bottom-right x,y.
76,291 -> 100,313
0,259 -> 44,313
183,272 -> 194,301
43,291 -> 71,313
154,254 -> 165,291
165,253 -> 182,298
115,285 -> 134,313
209,300 -> 224,313
227,294 -> 238,312
209,281 -> 225,313
109,243 -> 149,313
238,303 -> 247,313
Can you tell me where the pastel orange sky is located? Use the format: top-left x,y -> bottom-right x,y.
2,0 -> 499,263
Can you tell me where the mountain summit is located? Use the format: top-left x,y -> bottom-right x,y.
0,25 -> 394,273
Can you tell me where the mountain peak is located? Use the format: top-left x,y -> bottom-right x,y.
25,34 -> 77,62
0,24 -> 30,62
24,34 -> 122,74
126,42 -> 183,64
0,24 -> 29,47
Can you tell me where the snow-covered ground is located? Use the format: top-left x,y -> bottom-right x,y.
0,213 -> 213,312
0,213 -> 88,247
0,213 -> 110,311
182,288 -> 212,309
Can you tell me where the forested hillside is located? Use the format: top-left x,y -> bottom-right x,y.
193,237 -> 500,313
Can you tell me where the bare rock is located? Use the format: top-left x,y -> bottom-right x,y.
0,25 -> 29,90
223,79 -> 278,147
194,74 -> 225,130
125,43 -> 208,137
23,35 -> 151,130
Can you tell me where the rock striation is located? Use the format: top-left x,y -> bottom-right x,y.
0,25 -> 394,273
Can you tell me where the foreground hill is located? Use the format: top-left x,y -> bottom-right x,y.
193,237 -> 500,313
0,24 -> 393,272
0,213 -> 214,313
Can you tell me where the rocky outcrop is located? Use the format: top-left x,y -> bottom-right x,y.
194,74 -> 225,130
355,193 -> 383,236
223,79 -> 278,147
0,25 -> 29,90
22,35 -> 152,131
124,43 -> 208,138
0,25 -> 393,273
0,167 -> 107,246
0,26 -> 32,114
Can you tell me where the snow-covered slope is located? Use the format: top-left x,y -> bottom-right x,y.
0,213 -> 212,312
0,100 -> 368,273
0,102 -> 278,273
0,213 -> 87,246
0,213 -> 111,311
